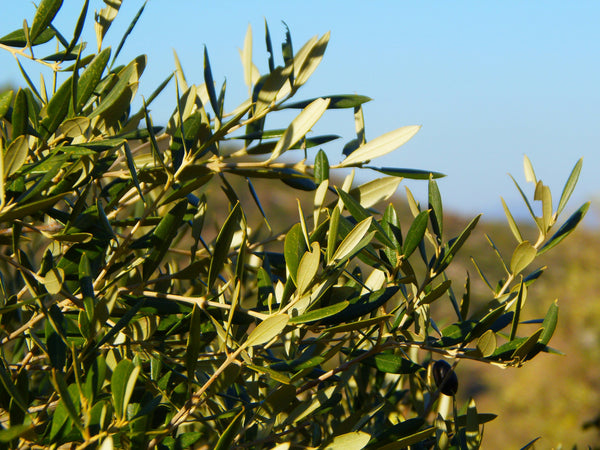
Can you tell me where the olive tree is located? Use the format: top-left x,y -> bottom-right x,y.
0,1 -> 588,449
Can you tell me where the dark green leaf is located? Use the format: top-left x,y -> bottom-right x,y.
336,187 -> 394,248
366,166 -> 445,179
204,46 -> 219,116
0,193 -> 68,224
320,286 -> 399,325
11,88 -> 28,138
214,408 -> 245,450
66,0 -> 88,53
288,301 -> 348,324
538,202 -> 590,255
112,1 -> 146,66
428,177 -> 443,241
284,94 -> 372,109
363,351 -> 421,374
29,0 -> 63,42
143,200 -> 187,280
40,75 -> 73,140
208,202 -> 243,289
436,214 -> 481,272
315,148 -> 330,184
509,280 -> 525,341
284,223 -> 307,286
0,27 -> 55,46
403,210 -> 429,259
73,47 -> 111,114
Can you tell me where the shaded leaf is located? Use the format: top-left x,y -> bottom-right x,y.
285,94 -> 371,109
366,166 -> 445,179
208,202 -> 243,289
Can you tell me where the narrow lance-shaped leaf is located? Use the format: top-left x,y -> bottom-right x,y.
40,75 -> 73,140
111,359 -> 140,421
0,193 -> 68,224
204,46 -> 219,116
403,210 -> 429,259
66,0 -> 88,53
11,88 -> 28,138
510,174 -> 542,233
73,47 -> 111,114
143,200 -> 187,280
294,32 -> 330,88
296,242 -> 320,295
538,202 -> 589,255
523,155 -> 537,183
340,125 -> 421,167
284,223 -> 307,286
4,135 -> 29,177
89,55 -> 146,120
436,214 -> 481,272
366,166 -> 445,180
327,207 -> 340,264
509,280 -> 525,341
52,370 -> 84,433
335,187 -> 394,248
241,24 -> 253,89
330,217 -> 373,265
428,176 -> 443,241
123,142 -> 144,203
247,178 -> 272,232
288,301 -> 349,325
314,148 -> 329,184
245,314 -> 289,348
534,181 -> 553,232
111,1 -> 146,66
264,19 -> 275,72
29,0 -> 63,42
214,409 -> 245,450
556,158 -> 583,217
268,97 -> 330,162
349,177 -> 401,209
501,197 -> 523,243
284,94 -> 371,110
208,202 -> 243,289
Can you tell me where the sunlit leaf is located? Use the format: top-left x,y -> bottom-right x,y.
510,241 -> 536,275
268,97 -> 330,162
556,158 -> 582,217
245,314 -> 289,347
30,0 -> 63,42
340,125 -> 421,167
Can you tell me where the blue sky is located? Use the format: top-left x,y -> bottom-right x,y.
1,1 -> 598,224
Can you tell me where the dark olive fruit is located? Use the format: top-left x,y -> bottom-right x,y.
432,359 -> 458,396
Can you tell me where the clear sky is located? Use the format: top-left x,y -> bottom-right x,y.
1,1 -> 598,224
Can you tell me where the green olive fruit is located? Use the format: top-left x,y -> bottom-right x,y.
432,359 -> 458,396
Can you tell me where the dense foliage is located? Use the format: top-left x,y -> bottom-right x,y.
0,1 -> 589,448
